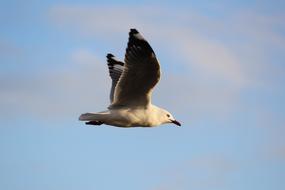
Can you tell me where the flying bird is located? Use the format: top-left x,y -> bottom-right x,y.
79,29 -> 181,127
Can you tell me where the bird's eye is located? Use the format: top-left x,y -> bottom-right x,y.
166,114 -> 170,117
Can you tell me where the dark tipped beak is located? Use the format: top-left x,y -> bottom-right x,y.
171,120 -> 181,126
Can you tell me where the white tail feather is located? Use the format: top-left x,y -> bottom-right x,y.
79,111 -> 110,121
79,113 -> 98,121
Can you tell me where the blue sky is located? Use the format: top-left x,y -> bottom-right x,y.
0,0 -> 285,190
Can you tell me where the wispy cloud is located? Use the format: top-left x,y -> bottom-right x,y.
49,4 -> 284,86
1,4 -> 284,122
50,4 -> 285,120
48,5 -> 249,118
0,49 -> 109,121
71,48 -> 101,65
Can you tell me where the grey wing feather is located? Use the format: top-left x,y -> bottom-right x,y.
106,53 -> 124,103
110,29 -> 161,108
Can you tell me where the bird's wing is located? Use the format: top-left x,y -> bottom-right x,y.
110,29 -> 161,108
106,53 -> 124,103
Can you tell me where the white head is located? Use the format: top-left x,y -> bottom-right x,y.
157,108 -> 181,127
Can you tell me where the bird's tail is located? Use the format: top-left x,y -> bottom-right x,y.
79,112 -> 109,121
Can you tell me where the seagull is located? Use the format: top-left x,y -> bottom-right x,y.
79,29 -> 181,127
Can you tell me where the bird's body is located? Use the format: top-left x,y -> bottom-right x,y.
80,105 -> 174,127
79,29 -> 181,128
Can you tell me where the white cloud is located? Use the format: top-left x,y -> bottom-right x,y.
71,48 -> 101,65
48,4 -> 284,87
1,4 -> 284,122
47,5 -> 254,118
0,49 -> 110,121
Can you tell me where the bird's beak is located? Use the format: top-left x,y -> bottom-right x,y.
171,120 -> 181,126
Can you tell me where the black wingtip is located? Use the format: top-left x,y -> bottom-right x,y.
130,28 -> 139,34
127,28 -> 155,55
129,28 -> 146,42
106,53 -> 124,66
107,53 -> 114,58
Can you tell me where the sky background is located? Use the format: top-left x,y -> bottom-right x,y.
0,0 -> 285,190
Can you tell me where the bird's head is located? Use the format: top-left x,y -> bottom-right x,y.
159,108 -> 181,127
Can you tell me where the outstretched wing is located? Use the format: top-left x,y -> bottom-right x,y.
110,29 -> 161,108
106,53 -> 124,103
